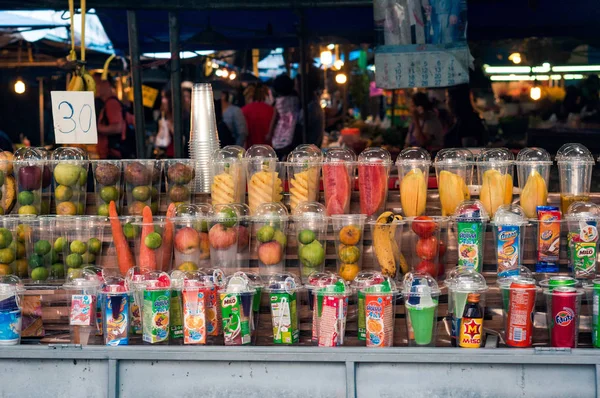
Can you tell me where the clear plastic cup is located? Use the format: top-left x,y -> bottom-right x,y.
14,147 -> 50,215
122,160 -> 155,216
454,200 -> 489,273
211,146 -> 247,205
14,159 -> 44,216
92,160 -> 123,216
61,216 -> 105,277
445,268 -> 487,347
0,275 -> 25,345
199,268 -> 226,340
565,201 -> 600,279
150,160 -> 163,215
476,148 -> 514,218
101,276 -> 130,346
63,267 -> 102,345
34,147 -> 52,215
165,159 -> 196,208
52,147 -> 89,216
208,204 -> 241,274
332,214 -> 367,282
103,215 -> 142,276
264,272 -> 302,345
516,147 -> 552,218
244,145 -> 285,215
315,276 -> 351,347
0,155 -> 13,216
434,148 -> 473,216
584,279 -> 600,348
131,217 -> 171,273
357,147 -> 392,220
1,214 -> 34,279
138,270 -> 171,344
544,287 -> 583,348
220,272 -> 256,345
177,270 -> 214,345
499,277 -> 537,348
403,272 -> 440,347
323,147 -> 356,216
172,210 -> 212,273
287,144 -> 322,214
230,203 -> 252,271
292,201 -> 328,282
243,271 -> 263,344
492,204 -> 527,278
403,216 -> 445,279
397,147 -> 431,218
306,271 -> 337,343
254,202 -> 289,276
556,143 -> 595,214
369,213 -> 404,279
23,216 -> 62,282
354,272 -> 398,347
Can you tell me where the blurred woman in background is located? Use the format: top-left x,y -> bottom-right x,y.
242,83 -> 274,148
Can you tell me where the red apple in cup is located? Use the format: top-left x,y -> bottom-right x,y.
174,227 -> 200,254
208,224 -> 237,250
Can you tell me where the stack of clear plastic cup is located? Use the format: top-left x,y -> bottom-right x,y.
131,216 -> 171,273
397,147 -> 431,217
445,268 -> 488,347
0,275 -> 25,345
293,201 -> 328,282
189,83 -> 221,194
287,144 -> 322,214
172,207 -> 213,273
403,272 -> 440,347
63,267 -> 102,345
122,160 -> 155,216
323,147 -> 356,216
306,271 -> 337,343
13,159 -> 44,216
92,160 -> 123,216
476,148 -> 514,218
492,204 -> 527,278
332,214 -> 367,282
516,147 -> 552,218
315,275 -> 351,347
211,146 -> 247,206
2,214 -> 34,279
244,145 -> 284,215
254,202 -> 289,276
353,271 -> 398,347
434,148 -> 473,217
208,204 -> 241,274
264,272 -> 302,345
556,143 -> 595,214
52,147 -> 89,216
101,276 -> 130,346
565,201 -> 600,279
454,200 -> 489,273
358,147 -> 392,220
219,272 -> 256,345
165,159 -> 196,208
403,216 -> 445,278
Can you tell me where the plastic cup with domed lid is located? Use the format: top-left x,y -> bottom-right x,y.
264,272 -> 302,344
254,202 -> 289,276
244,145 -> 285,215
476,148 -> 514,218
565,201 -> 600,279
241,271 -> 263,343
51,146 -> 90,216
220,272 -> 256,345
287,144 -> 323,214
211,146 -> 246,206
434,148 -> 473,216
492,204 -> 527,278
293,201 -> 328,282
63,268 -> 102,345
454,200 -> 489,273
101,276 -> 130,346
403,272 -> 441,346
0,275 -> 25,345
516,147 -> 552,218
323,147 -> 356,216
315,275 -> 352,347
397,147 -> 431,217
556,143 -> 595,214
358,147 -> 392,220
173,270 -> 213,345
444,268 -> 488,347
306,271 -> 337,342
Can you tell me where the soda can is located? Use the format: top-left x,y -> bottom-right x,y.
547,276 -> 578,291
505,279 -> 537,348
546,286 -> 581,348
592,279 -> 600,348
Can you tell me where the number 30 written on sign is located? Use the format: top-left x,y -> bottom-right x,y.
56,101 -> 93,134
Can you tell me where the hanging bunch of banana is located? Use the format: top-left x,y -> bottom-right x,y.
66,0 -> 95,94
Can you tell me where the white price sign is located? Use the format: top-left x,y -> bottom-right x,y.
51,91 -> 98,144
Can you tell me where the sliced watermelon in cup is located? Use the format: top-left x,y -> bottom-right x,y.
358,147 -> 391,219
323,148 -> 356,216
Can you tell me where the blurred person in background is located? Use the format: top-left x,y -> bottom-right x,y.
94,74 -> 126,159
221,89 -> 248,147
155,88 -> 175,157
268,74 -> 300,159
444,84 -> 486,147
404,92 -> 444,151
181,82 -> 192,157
296,68 -> 325,148
242,83 -> 274,148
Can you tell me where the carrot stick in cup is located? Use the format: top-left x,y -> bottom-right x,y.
108,201 -> 136,276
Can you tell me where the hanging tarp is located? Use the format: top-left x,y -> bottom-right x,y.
374,0 -> 470,89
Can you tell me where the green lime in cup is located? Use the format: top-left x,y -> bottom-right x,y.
88,238 -> 102,255
144,232 -> 162,249
100,186 -> 119,203
257,225 -> 275,243
97,204 -> 109,217
70,240 -> 87,255
217,208 -> 238,228
81,252 -> 96,264
298,229 -> 316,245
55,185 -> 73,201
34,240 -> 52,256
0,248 -> 14,264
50,263 -> 65,278
31,266 -> 49,281
123,223 -> 139,239
0,228 -> 12,249
54,237 -> 67,252
66,253 -> 83,268
47,249 -> 59,263
18,191 -> 34,206
28,254 -> 44,269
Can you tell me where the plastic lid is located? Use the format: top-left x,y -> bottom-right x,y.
493,204 -> 527,225
244,144 -> 277,159
102,276 -> 128,293
224,272 -> 256,294
229,203 -> 251,218
566,201 -> 600,218
358,147 -> 391,165
324,147 -> 356,163
255,202 -> 289,220
556,143 -> 595,164
352,270 -> 397,294
402,272 -> 440,307
287,144 -> 323,163
14,147 -> 43,161
478,147 -> 514,164
264,272 -> 301,293
445,268 -> 487,293
434,148 -> 472,166
516,147 -> 552,165
396,147 -> 431,166
241,271 -> 264,288
306,271 -> 337,290
141,271 -> 171,290
0,275 -> 24,295
51,146 -> 87,161
497,276 -> 536,289
316,277 -> 351,296
175,203 -> 214,218
200,268 -> 226,288
212,204 -> 239,225
64,268 -> 102,289
539,276 -> 579,289
454,200 -> 489,221
292,201 -> 327,219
